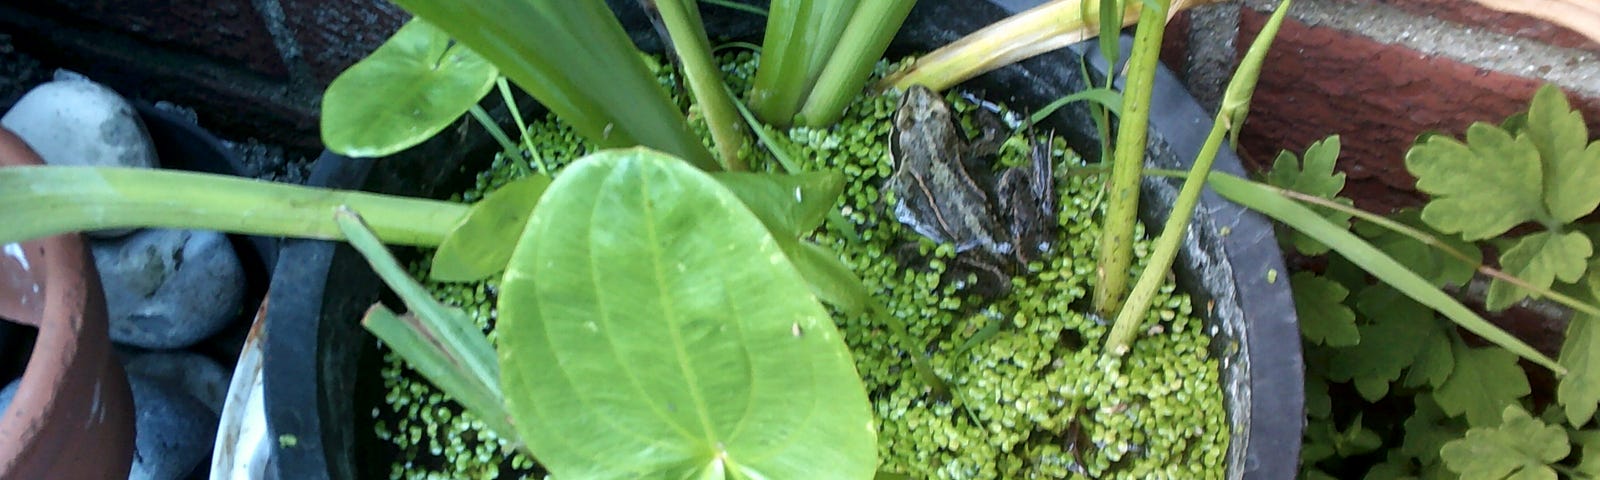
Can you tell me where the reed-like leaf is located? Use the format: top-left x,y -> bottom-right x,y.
749,0 -> 862,127
654,0 -> 750,170
794,0 -> 918,126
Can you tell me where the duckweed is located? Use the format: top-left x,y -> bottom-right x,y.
372,53 -> 1227,479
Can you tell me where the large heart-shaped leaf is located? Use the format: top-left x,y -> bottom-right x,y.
497,148 -> 876,479
321,18 -> 498,157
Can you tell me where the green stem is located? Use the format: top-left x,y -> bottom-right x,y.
1094,0 -> 1170,317
468,104 -> 521,163
1103,112 -> 1223,355
749,0 -> 861,127
656,0 -> 750,170
0,166 -> 468,247
794,0 -> 918,127
872,299 -> 951,400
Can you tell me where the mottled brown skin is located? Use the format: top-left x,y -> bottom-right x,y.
884,85 -> 1058,297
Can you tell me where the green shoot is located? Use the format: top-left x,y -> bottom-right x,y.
1105,0 -> 1286,351
334,208 -> 519,452
749,0 -> 862,127
1093,0 -> 1171,316
794,1 -> 919,126
653,0 -> 751,170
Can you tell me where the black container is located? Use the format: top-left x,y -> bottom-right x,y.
260,1 -> 1303,478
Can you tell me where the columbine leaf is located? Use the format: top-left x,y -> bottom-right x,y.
1293,272 -> 1359,346
1327,285 -> 1445,400
1524,85 -> 1600,223
1403,395 -> 1466,467
495,149 -> 875,479
1357,285 -> 1456,389
1486,230 -> 1593,310
430,174 -> 551,282
1306,374 -> 1332,420
1559,314 -> 1600,425
1433,339 -> 1532,427
1440,406 -> 1568,480
1355,209 -> 1482,289
1406,123 -> 1545,240
1267,136 -> 1352,255
321,18 -> 498,157
1573,430 -> 1600,477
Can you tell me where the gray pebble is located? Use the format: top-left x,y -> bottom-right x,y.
127,374 -> 216,480
93,229 -> 244,349
122,351 -> 228,414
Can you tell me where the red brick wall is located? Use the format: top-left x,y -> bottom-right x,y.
1167,1 -> 1600,214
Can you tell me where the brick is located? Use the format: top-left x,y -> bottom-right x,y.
1235,8 -> 1600,214
26,0 -> 288,79
279,0 -> 408,86
1368,0 -> 1600,53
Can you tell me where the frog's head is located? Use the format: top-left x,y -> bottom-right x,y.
894,84 -> 953,132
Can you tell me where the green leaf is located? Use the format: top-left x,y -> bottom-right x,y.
1305,414 -> 1383,465
710,171 -> 866,313
1486,230 -> 1593,310
1365,452 -> 1422,480
1433,340 -> 1532,427
495,149 -> 876,479
1360,285 -> 1456,389
321,19 -> 498,157
430,175 -> 551,282
1293,272 -> 1359,346
1524,85 -> 1600,223
1266,136 -> 1352,255
1573,430 -> 1600,477
1327,285 -> 1445,400
1306,373 -> 1332,419
1407,124 -> 1546,240
1355,209 -> 1482,289
710,171 -> 845,237
1403,395 -> 1467,467
1440,405 -> 1568,480
1559,313 -> 1600,425
786,241 -> 869,315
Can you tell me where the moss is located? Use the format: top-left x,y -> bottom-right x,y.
372,52 -> 1227,479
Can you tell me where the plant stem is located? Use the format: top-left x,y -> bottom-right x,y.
468,104 -> 522,163
794,0 -> 918,127
1105,0 -> 1289,354
1093,0 -> 1170,317
749,0 -> 861,127
655,0 -> 750,170
0,166 -> 468,247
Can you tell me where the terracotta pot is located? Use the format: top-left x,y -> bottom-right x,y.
0,128 -> 135,479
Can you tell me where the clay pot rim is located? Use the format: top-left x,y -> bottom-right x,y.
0,126 -> 134,478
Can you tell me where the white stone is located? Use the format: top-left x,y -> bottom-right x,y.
3,77 -> 159,237
1,78 -> 158,169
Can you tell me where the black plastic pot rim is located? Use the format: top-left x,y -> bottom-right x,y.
257,2 -> 1303,479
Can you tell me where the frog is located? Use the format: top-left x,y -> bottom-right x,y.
883,84 -> 1058,298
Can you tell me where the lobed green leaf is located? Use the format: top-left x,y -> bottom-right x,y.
1292,272 -> 1358,346
1524,85 -> 1600,223
1266,136 -> 1352,255
1407,124 -> 1546,240
1440,406 -> 1567,480
1558,314 -> 1600,425
1486,230 -> 1593,310
1432,340 -> 1532,427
